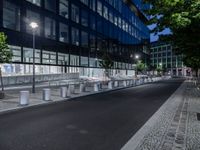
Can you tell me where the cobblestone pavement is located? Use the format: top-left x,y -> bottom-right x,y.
121,80 -> 200,150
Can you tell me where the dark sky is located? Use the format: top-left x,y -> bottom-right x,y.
148,24 -> 171,42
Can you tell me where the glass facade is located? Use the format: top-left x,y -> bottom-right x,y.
150,42 -> 185,75
3,0 -> 20,31
26,0 -> 41,6
44,17 -> 56,39
59,0 -> 69,19
0,0 -> 150,76
59,23 -> 69,43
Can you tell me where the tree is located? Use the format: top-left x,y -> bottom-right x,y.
99,52 -> 114,79
149,64 -> 157,75
136,60 -> 146,74
144,0 -> 200,72
183,54 -> 200,77
156,66 -> 162,75
0,32 -> 13,98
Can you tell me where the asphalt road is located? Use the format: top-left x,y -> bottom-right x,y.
0,78 -> 184,150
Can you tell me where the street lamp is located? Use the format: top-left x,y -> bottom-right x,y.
135,54 -> 139,60
135,54 -> 140,77
30,22 -> 38,93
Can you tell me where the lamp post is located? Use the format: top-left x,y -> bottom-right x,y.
30,22 -> 38,93
135,54 -> 140,77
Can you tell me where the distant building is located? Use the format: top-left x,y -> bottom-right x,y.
150,41 -> 190,76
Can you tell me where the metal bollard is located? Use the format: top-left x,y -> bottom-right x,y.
108,81 -> 113,89
60,87 -> 67,98
43,88 -> 51,101
20,91 -> 29,105
94,83 -> 99,92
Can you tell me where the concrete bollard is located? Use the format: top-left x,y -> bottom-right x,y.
114,81 -> 118,87
66,85 -> 71,97
20,91 -> 29,105
43,88 -> 51,101
108,81 -> 113,89
69,84 -> 75,94
130,80 -> 133,86
79,83 -> 85,93
94,83 -> 99,92
60,87 -> 67,98
126,80 -> 129,86
123,80 -> 127,87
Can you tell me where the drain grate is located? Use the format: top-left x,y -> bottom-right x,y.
197,113 -> 200,121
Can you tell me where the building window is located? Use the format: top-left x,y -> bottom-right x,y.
90,0 -> 96,11
90,14 -> 96,30
44,17 -> 56,39
59,23 -> 69,43
97,1 -> 102,16
45,0 -> 56,12
23,47 -> 41,63
90,34 -> 96,52
70,55 -> 79,66
81,10 -> 88,27
80,56 -> 88,66
59,0 -> 69,19
80,0 -> 89,6
109,11 -> 113,23
103,6 -> 108,20
114,15 -> 118,26
26,10 -> 40,35
71,27 -> 79,46
26,0 -> 41,6
118,17 -> 121,28
71,4 -> 79,23
81,31 -> 88,47
9,45 -> 21,62
3,0 -> 20,31
42,50 -> 57,64
58,53 -> 69,65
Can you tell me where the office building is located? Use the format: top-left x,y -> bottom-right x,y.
150,41 -> 190,76
0,0 -> 150,77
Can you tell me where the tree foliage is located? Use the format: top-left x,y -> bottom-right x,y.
144,0 -> 200,70
136,60 -> 146,73
0,32 -> 13,93
99,52 -> 113,78
0,32 -> 13,63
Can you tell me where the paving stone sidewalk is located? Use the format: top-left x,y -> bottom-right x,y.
121,80 -> 200,150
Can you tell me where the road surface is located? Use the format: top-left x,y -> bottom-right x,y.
0,78 -> 184,150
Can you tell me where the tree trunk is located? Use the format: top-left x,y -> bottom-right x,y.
0,67 -> 5,99
0,67 -> 4,92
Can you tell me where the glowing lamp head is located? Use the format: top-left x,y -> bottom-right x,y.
30,22 -> 38,29
135,55 -> 139,59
